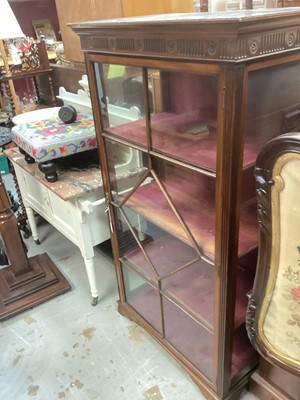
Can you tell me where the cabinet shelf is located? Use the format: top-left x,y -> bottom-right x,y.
1,68 -> 52,81
121,232 -> 199,282
125,269 -> 256,381
122,233 -> 255,332
121,177 -> 258,259
108,111 -> 264,171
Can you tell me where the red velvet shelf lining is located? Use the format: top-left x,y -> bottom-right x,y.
123,232 -> 199,281
108,112 -> 264,170
126,280 -> 214,380
125,274 -> 256,381
122,234 -> 255,331
123,177 -> 258,259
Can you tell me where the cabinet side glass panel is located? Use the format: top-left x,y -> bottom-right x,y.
231,170 -> 258,377
234,61 -> 300,378
95,63 -> 147,146
245,61 -> 300,167
231,324 -> 258,378
148,69 -> 218,171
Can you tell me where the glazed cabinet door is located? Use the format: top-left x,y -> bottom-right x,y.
69,8 -> 300,399
89,58 -> 260,396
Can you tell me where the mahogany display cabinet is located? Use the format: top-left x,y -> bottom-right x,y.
72,9 -> 300,399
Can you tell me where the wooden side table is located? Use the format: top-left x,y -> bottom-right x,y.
6,147 -> 110,305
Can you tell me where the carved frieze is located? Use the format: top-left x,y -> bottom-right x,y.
73,9 -> 300,63
81,28 -> 300,62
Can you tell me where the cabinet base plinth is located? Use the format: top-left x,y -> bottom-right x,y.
249,358 -> 300,400
0,253 -> 71,321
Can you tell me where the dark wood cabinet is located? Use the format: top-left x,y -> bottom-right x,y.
72,9 -> 300,399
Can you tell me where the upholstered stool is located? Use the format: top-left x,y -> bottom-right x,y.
12,112 -> 97,182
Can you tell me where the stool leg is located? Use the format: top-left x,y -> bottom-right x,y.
38,161 -> 58,183
18,148 -> 35,164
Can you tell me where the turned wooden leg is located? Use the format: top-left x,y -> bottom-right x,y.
83,256 -> 99,306
38,161 -> 58,182
18,147 -> 35,164
25,205 -> 40,244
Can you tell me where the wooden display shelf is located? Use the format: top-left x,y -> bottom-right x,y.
108,111 -> 265,171
121,177 -> 258,259
1,68 -> 53,81
121,232 -> 199,282
162,261 -> 255,331
231,325 -> 258,379
124,276 -> 214,380
123,268 -> 257,381
121,234 -> 255,332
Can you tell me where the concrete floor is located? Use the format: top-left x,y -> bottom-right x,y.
0,175 -> 258,400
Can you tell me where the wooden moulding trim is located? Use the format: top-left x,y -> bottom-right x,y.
77,28 -> 300,63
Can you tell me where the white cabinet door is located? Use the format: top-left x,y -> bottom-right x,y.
14,164 -> 49,218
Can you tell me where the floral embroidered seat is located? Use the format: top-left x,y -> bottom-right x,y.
12,112 -> 97,182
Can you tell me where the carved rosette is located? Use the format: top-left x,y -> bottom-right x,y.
136,39 -> 143,52
207,42 -> 217,56
287,33 -> 295,47
109,38 -> 116,51
166,40 -> 176,54
249,40 -> 258,55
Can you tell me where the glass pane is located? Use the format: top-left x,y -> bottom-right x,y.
123,264 -> 162,334
97,63 -> 147,146
148,69 -> 218,170
116,206 -> 199,284
235,255 -> 256,328
152,159 -> 216,259
123,170 -> 192,245
161,260 -> 214,330
245,60 -> 300,167
105,139 -> 148,204
238,167 -> 258,256
163,297 -> 214,380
